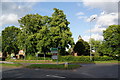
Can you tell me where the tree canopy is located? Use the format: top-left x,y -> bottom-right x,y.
16,8 -> 74,55
2,26 -> 20,56
73,38 -> 90,56
103,25 -> 120,56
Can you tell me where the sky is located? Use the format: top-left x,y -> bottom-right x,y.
0,0 -> 119,43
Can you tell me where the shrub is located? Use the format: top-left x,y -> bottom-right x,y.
57,55 -> 114,62
93,56 -> 114,61
58,55 -> 91,62
25,55 -> 52,60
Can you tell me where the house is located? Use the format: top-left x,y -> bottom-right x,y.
16,50 -> 25,59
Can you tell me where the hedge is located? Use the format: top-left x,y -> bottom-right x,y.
93,56 -> 114,61
58,56 -> 91,62
57,56 -> 115,62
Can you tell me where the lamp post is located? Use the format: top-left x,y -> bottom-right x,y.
89,17 -> 96,61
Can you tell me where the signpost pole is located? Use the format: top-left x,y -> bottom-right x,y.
57,54 -> 58,65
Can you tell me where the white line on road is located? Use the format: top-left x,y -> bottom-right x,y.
46,75 -> 66,78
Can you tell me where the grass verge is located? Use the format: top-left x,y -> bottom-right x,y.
26,64 -> 81,70
94,60 -> 120,64
0,63 -> 23,67
68,61 -> 95,64
7,60 -> 65,64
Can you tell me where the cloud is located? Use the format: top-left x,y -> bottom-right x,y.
2,0 -> 46,2
82,0 -> 119,2
76,12 -> 84,15
76,12 -> 87,20
96,12 -> 118,27
1,2 -> 36,28
2,2 -> 35,16
81,0 -> 119,41
85,12 -> 118,36
1,14 -> 19,26
78,16 -> 87,20
2,0 -> 120,2
82,33 -> 103,42
82,0 -> 119,13
86,26 -> 106,33
86,12 -> 118,33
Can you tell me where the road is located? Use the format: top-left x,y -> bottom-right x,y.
1,63 -> 119,79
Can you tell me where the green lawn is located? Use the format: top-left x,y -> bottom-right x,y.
26,64 -> 81,70
8,60 -> 65,64
7,59 -> 119,65
0,63 -> 23,67
69,60 -> 119,64
94,60 -> 120,63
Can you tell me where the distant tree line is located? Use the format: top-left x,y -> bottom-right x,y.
69,25 -> 120,57
2,8 -> 74,56
88,25 -> 120,57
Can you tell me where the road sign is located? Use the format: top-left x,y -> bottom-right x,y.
51,51 -> 58,53
52,55 -> 58,59
50,48 -> 58,54
50,48 -> 58,51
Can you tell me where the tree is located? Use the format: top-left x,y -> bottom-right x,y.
97,41 -> 107,56
18,14 -> 50,55
0,35 -> 2,52
2,26 -> 20,56
73,39 -> 90,56
103,25 -> 120,56
18,8 -> 74,55
89,38 -> 102,56
50,8 -> 74,55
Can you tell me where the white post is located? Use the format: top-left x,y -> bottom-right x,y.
44,53 -> 45,61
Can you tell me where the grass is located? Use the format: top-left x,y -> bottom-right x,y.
69,60 -> 119,64
94,60 -> 120,63
7,60 -> 66,64
26,64 -> 81,70
8,60 -> 53,63
68,61 -> 95,64
7,59 -> 120,64
0,63 -> 23,67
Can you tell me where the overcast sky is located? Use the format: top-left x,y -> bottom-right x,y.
0,0 -> 119,43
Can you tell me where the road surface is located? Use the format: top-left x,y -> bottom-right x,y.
1,63 -> 119,79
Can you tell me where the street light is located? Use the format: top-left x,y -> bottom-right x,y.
89,17 -> 96,61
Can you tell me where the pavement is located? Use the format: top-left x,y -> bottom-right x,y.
0,63 -> 119,79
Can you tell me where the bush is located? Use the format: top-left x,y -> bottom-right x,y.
25,55 -> 52,60
58,55 -> 91,62
57,55 -> 115,62
93,56 -> 114,61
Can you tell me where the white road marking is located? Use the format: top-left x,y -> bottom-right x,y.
46,75 -> 66,78
35,69 -> 39,70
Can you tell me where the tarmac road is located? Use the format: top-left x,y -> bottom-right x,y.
1,63 -> 119,79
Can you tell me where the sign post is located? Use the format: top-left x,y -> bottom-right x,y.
50,48 -> 59,64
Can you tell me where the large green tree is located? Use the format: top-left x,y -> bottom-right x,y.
2,26 -> 20,56
18,8 -> 74,55
18,14 -> 50,55
50,8 -> 74,55
73,38 -> 90,56
89,38 -> 102,53
103,25 -> 120,56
